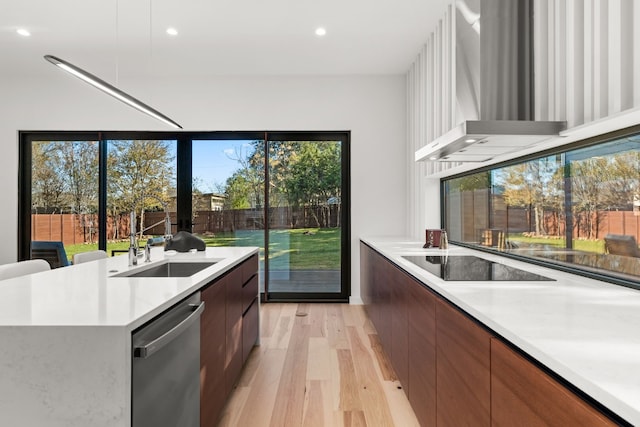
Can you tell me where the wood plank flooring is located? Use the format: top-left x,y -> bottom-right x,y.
217,303 -> 419,427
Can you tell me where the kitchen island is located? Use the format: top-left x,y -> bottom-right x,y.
361,237 -> 640,426
0,246 -> 258,427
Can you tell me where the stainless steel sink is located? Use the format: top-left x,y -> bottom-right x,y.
113,261 -> 217,278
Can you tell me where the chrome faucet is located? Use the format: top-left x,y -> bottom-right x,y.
164,213 -> 173,244
130,194 -> 173,264
129,211 -> 138,266
144,243 -> 152,263
142,195 -> 174,263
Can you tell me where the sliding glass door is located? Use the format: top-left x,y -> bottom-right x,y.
20,131 -> 349,301
265,134 -> 349,301
191,138 -> 266,293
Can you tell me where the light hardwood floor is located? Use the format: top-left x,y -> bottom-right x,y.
217,303 -> 420,427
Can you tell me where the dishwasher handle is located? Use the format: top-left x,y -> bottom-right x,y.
134,302 -> 205,359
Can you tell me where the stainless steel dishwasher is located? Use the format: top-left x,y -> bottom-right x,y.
132,292 -> 204,427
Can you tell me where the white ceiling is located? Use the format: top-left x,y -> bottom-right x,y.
1,0 -> 449,79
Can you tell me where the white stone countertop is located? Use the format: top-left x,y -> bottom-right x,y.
0,246 -> 258,330
361,236 -> 640,426
0,246 -> 258,427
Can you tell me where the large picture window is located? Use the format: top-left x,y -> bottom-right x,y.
443,126 -> 640,287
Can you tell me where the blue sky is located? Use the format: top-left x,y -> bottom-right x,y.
192,140 -> 255,193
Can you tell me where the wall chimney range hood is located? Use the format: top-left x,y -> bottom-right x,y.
416,0 -> 566,163
415,119 -> 566,162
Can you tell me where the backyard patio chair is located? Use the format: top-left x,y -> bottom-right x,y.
604,234 -> 640,257
31,241 -> 70,269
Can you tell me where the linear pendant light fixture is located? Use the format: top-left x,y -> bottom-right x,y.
44,55 -> 182,129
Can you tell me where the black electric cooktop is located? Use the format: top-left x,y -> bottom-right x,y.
402,255 -> 554,281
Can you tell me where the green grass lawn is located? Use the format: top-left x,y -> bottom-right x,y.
508,234 -> 606,253
64,228 -> 342,270
201,228 -> 341,270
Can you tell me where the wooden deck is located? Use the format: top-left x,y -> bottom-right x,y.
268,270 -> 341,293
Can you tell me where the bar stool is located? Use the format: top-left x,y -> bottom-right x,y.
0,259 -> 51,281
73,250 -> 108,265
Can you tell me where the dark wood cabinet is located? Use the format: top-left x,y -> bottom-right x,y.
241,255 -> 259,364
200,254 -> 260,427
407,277 -> 437,427
360,243 -> 380,327
390,263 -> 409,393
491,339 -> 617,427
436,298 -> 492,427
242,275 -> 259,313
240,254 -> 259,284
242,299 -> 259,364
376,258 -> 393,353
362,243 -> 407,388
225,266 -> 244,395
363,243 -> 436,424
360,242 -> 617,426
200,280 -> 227,427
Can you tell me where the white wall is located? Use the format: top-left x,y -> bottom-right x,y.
534,0 -> 640,127
406,2 -> 459,237
0,74 -> 408,302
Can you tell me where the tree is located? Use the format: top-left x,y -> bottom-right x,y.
32,141 -> 66,212
224,173 -> 252,209
107,140 -> 175,239
283,142 -> 341,227
224,142 -> 265,210
570,151 -> 640,239
606,151 -> 640,210
501,156 -> 563,236
59,141 -> 99,214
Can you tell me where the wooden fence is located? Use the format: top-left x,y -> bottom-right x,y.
32,205 -> 342,245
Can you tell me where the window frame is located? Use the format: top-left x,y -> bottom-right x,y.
19,130 -> 350,301
441,124 -> 640,290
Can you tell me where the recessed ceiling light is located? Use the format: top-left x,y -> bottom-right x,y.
17,28 -> 31,37
429,156 -> 437,161
166,27 -> 178,36
464,138 -> 476,143
315,27 -> 327,37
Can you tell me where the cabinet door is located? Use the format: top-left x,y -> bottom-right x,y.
242,298 -> 259,364
376,257 -> 393,352
200,281 -> 227,427
491,339 -> 617,427
240,254 -> 259,284
390,264 -> 409,392
436,299 -> 491,427
407,280 -> 437,427
360,243 -> 379,327
225,266 -> 244,394
242,275 -> 259,313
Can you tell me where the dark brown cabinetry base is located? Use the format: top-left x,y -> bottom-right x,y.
491,339 -> 616,427
436,299 -> 491,427
407,277 -> 436,426
360,242 -> 619,427
200,280 -> 227,426
200,254 -> 259,427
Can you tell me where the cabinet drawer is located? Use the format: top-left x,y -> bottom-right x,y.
242,275 -> 259,313
241,254 -> 259,284
242,299 -> 259,364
